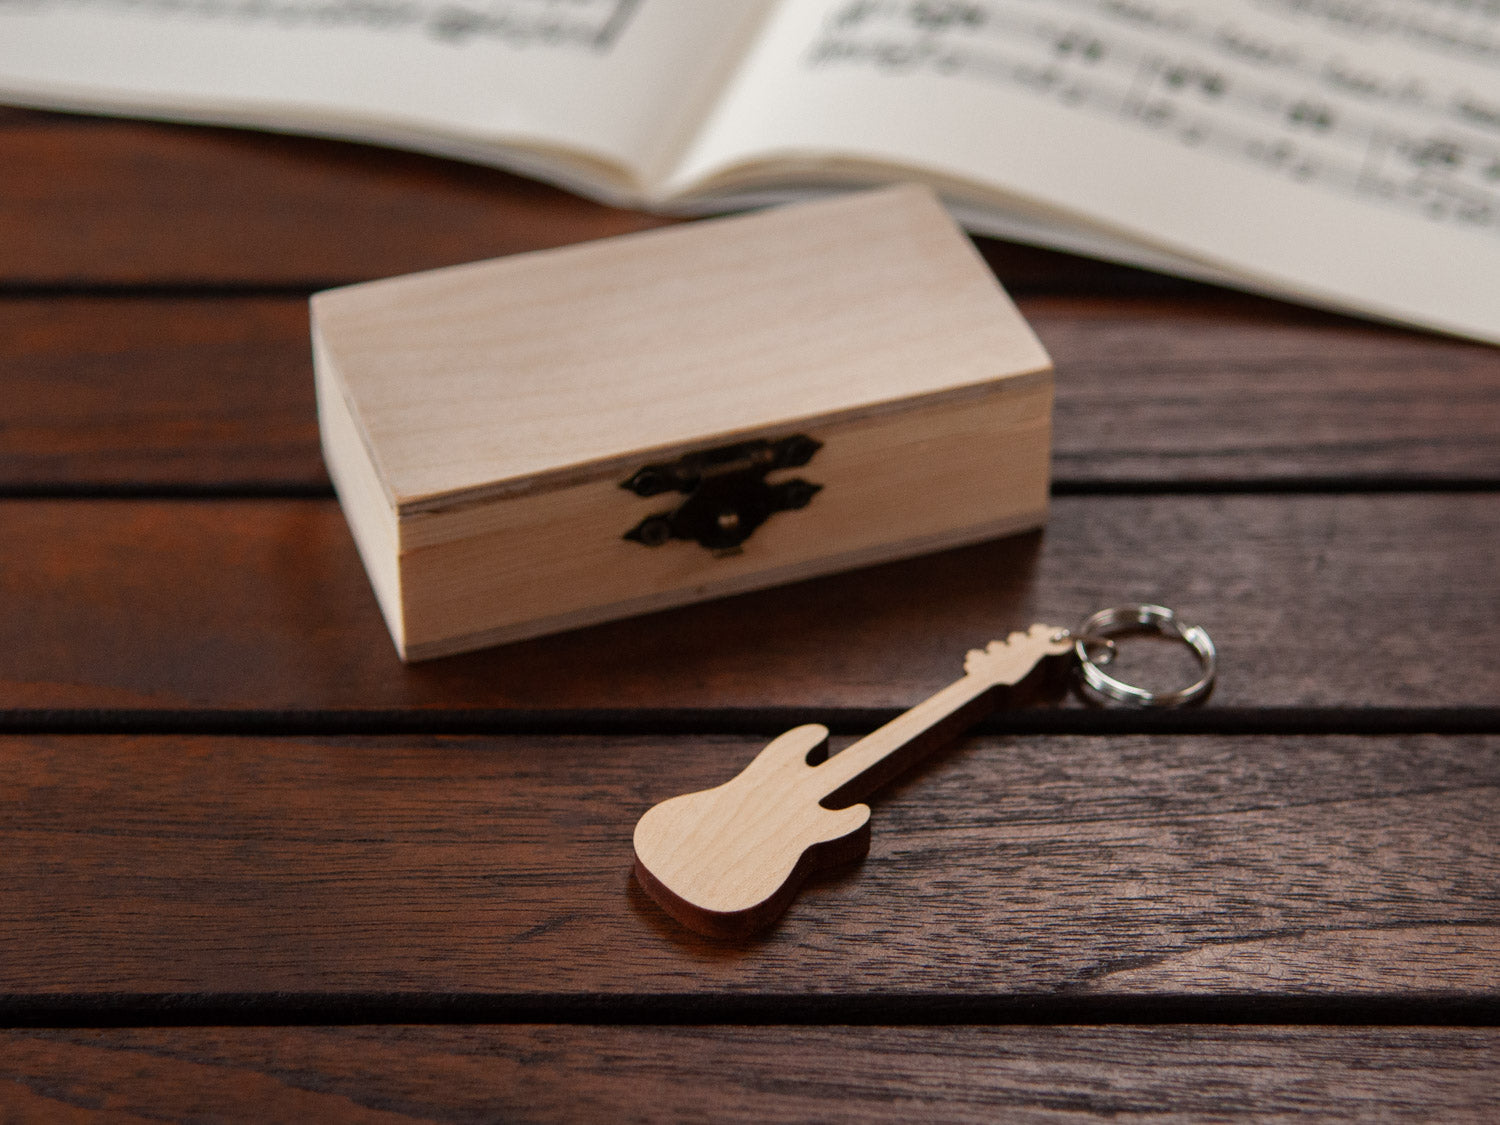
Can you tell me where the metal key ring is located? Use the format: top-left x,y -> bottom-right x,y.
1070,604 -> 1216,707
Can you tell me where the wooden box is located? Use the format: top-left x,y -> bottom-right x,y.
312,185 -> 1053,661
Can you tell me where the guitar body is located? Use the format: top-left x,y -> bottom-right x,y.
633,724 -> 872,939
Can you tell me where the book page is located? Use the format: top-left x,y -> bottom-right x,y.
667,0 -> 1500,344
0,0 -> 766,198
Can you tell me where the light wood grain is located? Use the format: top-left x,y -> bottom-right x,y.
314,185 -> 1049,502
388,382 -> 1051,658
317,334 -> 404,645
1,732 -> 1492,997
0,493 -> 1495,712
1,1026 -> 1496,1123
634,626 -> 1071,937
314,186 -> 1054,657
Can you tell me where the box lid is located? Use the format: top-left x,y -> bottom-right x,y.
311,184 -> 1049,513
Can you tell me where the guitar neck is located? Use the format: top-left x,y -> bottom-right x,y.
812,672 -> 998,807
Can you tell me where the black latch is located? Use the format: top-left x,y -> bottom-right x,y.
622,435 -> 822,551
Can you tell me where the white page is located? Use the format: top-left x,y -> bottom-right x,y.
0,0 -> 765,198
667,0 -> 1500,344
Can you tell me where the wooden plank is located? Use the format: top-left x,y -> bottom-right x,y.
1044,295 -> 1500,485
6,295 -> 1496,490
0,494 -> 1495,713
1,1026 -> 1495,1122
0,118 -> 666,287
0,731 -> 1493,998
0,298 -> 323,488
0,115 -> 1133,291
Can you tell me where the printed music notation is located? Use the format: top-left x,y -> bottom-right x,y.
0,0 -> 642,49
806,0 -> 1500,234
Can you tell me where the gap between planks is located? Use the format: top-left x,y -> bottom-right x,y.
1,993 -> 1496,1029
3,706 -> 1500,738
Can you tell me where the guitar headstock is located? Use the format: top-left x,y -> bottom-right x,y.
963,623 -> 1072,685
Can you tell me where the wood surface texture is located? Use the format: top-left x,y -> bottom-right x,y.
1,1027 -> 1495,1123
0,114 -> 667,287
6,296 -> 1498,491
3,730 -> 1495,1001
1,106 -> 1495,1119
1,493 -> 1495,714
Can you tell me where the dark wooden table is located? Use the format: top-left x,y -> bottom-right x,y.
2,106 -> 1497,1121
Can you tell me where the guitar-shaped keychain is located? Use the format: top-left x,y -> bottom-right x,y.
633,604 -> 1216,938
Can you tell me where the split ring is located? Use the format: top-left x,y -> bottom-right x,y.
1071,604 -> 1216,707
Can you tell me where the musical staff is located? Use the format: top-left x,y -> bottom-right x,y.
807,0 -> 1500,234
0,0 -> 642,50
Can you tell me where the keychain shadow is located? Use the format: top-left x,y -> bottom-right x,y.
623,846 -> 876,954
1068,677 -> 1217,709
623,866 -> 821,953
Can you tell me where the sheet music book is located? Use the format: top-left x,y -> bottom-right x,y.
3,0 -> 1497,344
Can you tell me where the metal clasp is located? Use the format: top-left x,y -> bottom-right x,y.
622,435 -> 822,552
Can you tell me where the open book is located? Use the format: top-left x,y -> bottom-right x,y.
3,0 -> 1497,344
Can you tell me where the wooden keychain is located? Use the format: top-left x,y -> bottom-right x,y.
633,604 -> 1216,939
